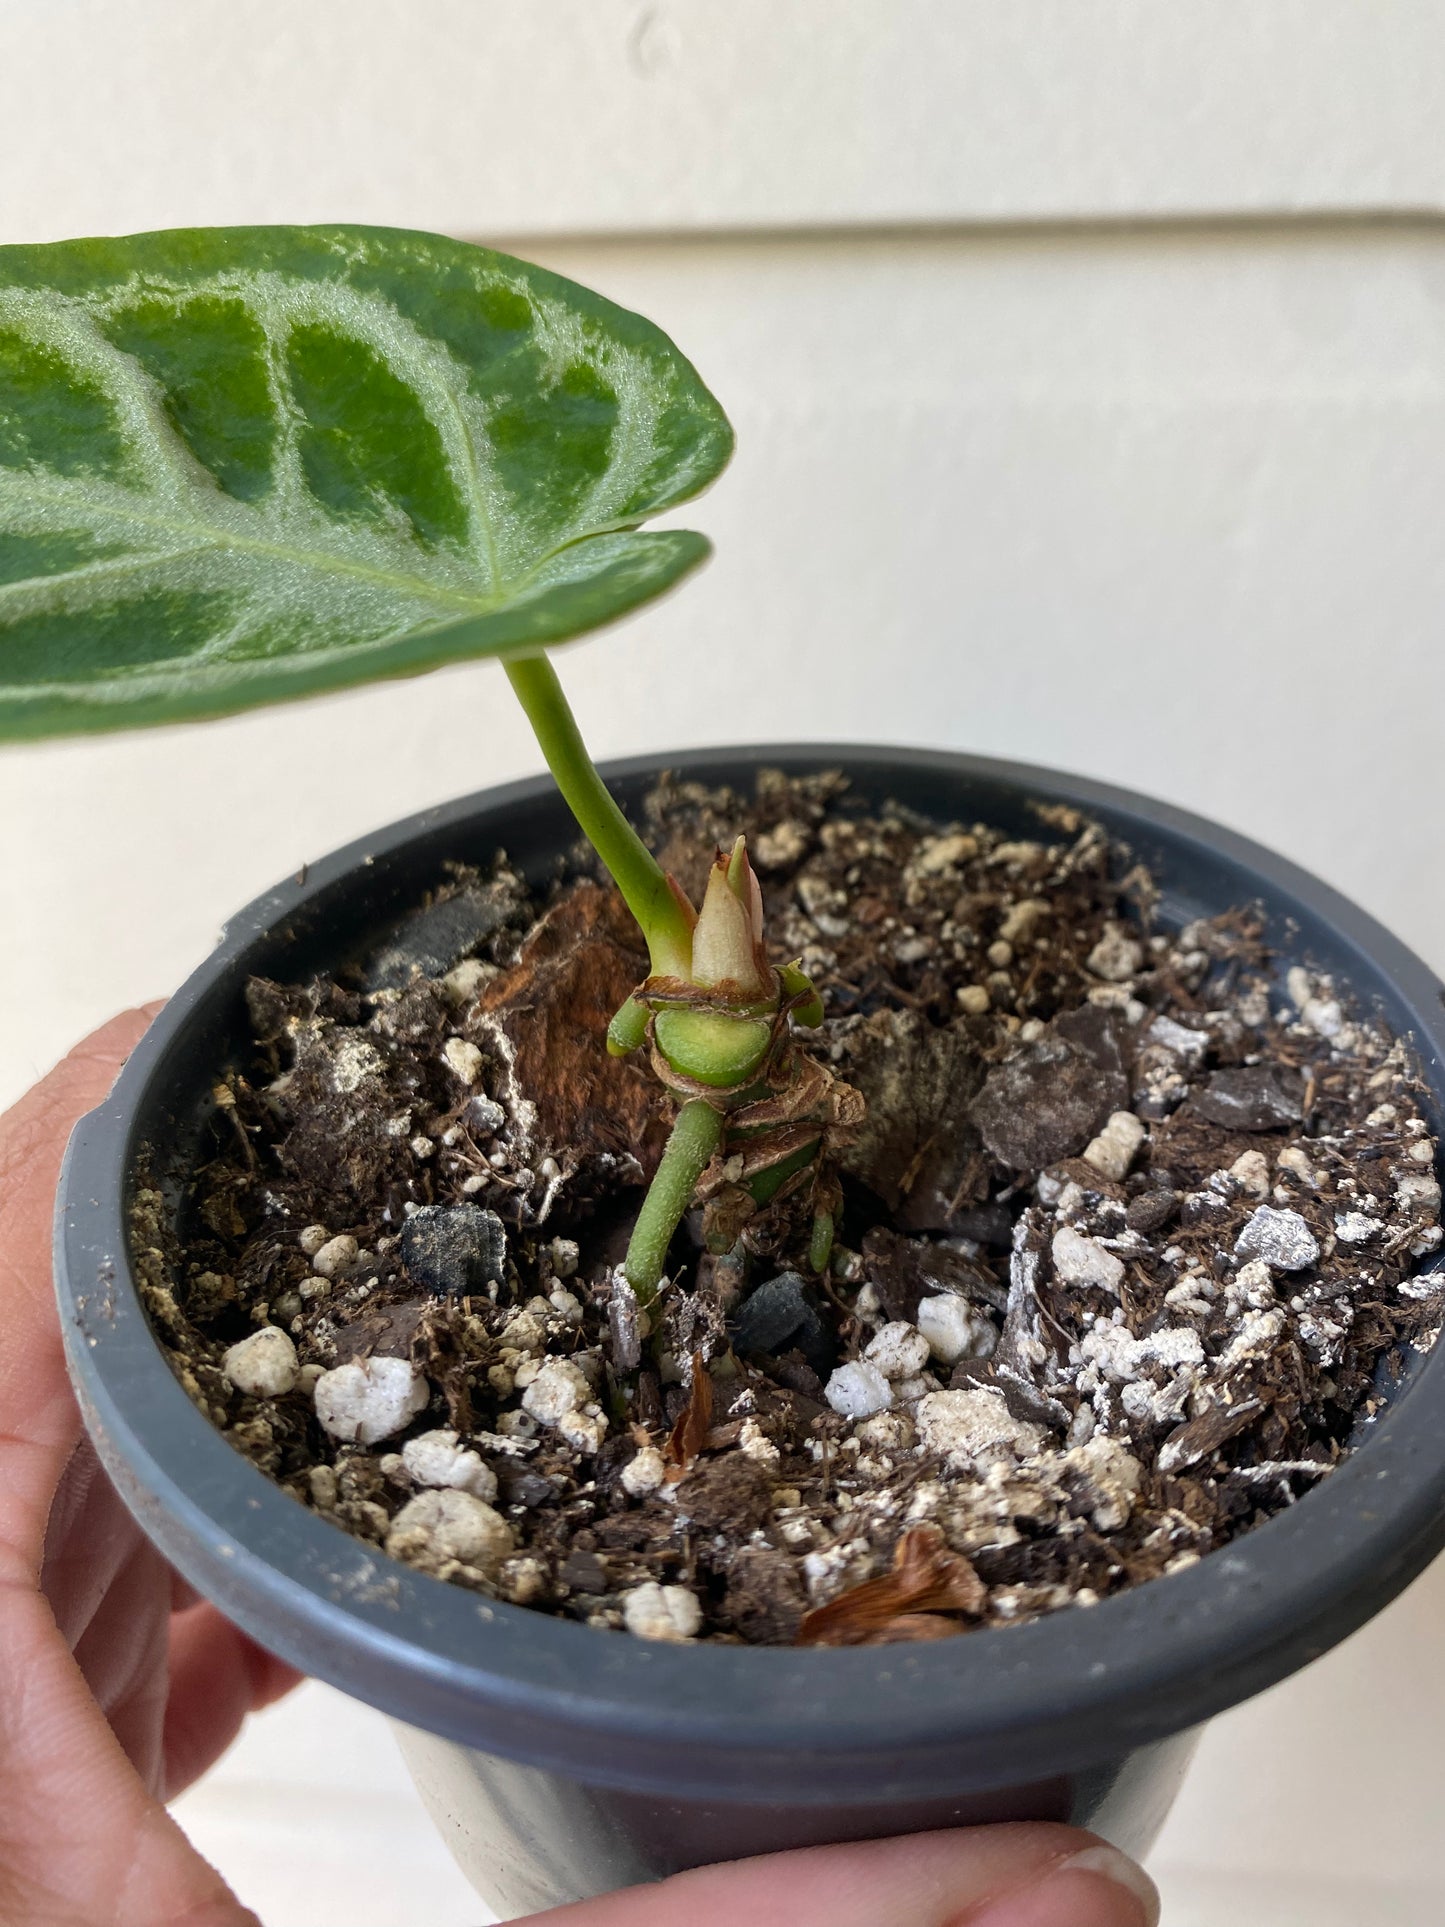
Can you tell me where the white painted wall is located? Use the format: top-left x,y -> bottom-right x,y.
4,7 -> 1442,1922
5,1 -> 1445,237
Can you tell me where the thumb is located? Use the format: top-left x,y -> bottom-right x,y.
525,1824 -> 1158,1927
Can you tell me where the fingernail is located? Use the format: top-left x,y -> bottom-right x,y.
966,1843 -> 1161,1927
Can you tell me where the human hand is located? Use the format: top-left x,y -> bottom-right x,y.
0,1015 -> 1159,1927
0,1009 -> 301,1927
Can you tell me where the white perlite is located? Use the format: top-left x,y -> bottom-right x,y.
1396,1171 -> 1442,1215
1286,965 -> 1314,1012
441,958 -> 491,1005
1079,1322 -> 1204,1383
620,1445 -> 667,1496
1301,996 -> 1344,1038
1082,1111 -> 1146,1182
311,1233 -> 359,1278
222,1326 -> 298,1398
910,831 -> 978,876
1145,1014 -> 1209,1066
863,1320 -> 931,1380
1275,1146 -> 1319,1188
499,1310 -> 547,1355
1086,925 -> 1143,983
400,1429 -> 497,1501
1230,1150 -> 1271,1198
1061,1435 -> 1142,1531
1234,1206 -> 1320,1272
313,1355 -> 429,1444
737,1418 -> 781,1468
1052,1226 -> 1125,1295
622,1581 -> 702,1642
549,1237 -> 581,1278
824,1360 -> 894,1419
1334,1211 -> 1382,1244
1220,1307 -> 1288,1371
521,1357 -> 609,1454
999,897 -> 1050,944
917,1293 -> 996,1366
442,1036 -> 484,1084
385,1489 -> 513,1572
1231,1260 -> 1276,1309
521,1356 -> 590,1422
1284,966 -> 1343,1038
916,1388 -> 1043,1470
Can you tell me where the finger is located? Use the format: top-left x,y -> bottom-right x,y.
525,1824 -> 1159,1927
162,1605 -> 302,1800
0,1006 -> 162,1582
171,1571 -> 204,1614
0,1585 -> 260,1927
68,1532 -> 170,1793
0,1012 -> 254,1925
41,1441 -> 133,1647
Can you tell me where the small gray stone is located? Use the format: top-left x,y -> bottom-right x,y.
730,1272 -> 835,1375
466,1094 -> 507,1135
362,882 -> 521,990
1234,1206 -> 1320,1272
1144,1014 -> 1210,1067
1125,1188 -> 1178,1235
400,1203 -> 507,1296
1193,1066 -> 1304,1132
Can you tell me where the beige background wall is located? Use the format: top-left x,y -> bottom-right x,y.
3,5 -> 1443,1921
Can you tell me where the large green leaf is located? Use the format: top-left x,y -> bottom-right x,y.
0,226 -> 733,740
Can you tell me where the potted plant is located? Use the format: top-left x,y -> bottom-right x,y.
4,225 -> 1443,1917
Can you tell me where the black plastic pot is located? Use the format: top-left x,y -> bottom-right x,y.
54,746 -> 1445,1918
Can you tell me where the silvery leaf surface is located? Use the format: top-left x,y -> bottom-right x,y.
0,225 -> 732,739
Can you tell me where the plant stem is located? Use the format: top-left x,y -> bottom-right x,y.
505,652 -> 694,977
807,1208 -> 834,1276
624,1098 -> 724,1302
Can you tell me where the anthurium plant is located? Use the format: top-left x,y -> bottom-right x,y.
0,224 -> 856,1301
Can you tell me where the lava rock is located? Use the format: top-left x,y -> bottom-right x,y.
730,1272 -> 836,1376
400,1203 -> 507,1296
1125,1188 -> 1178,1235
362,882 -> 520,991
495,1464 -> 559,1509
945,1202 -> 1016,1250
1192,1065 -> 1305,1132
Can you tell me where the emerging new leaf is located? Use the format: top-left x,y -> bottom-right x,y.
689,836 -> 771,998
0,225 -> 733,740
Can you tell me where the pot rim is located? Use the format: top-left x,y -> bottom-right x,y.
54,742 -> 1445,1803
